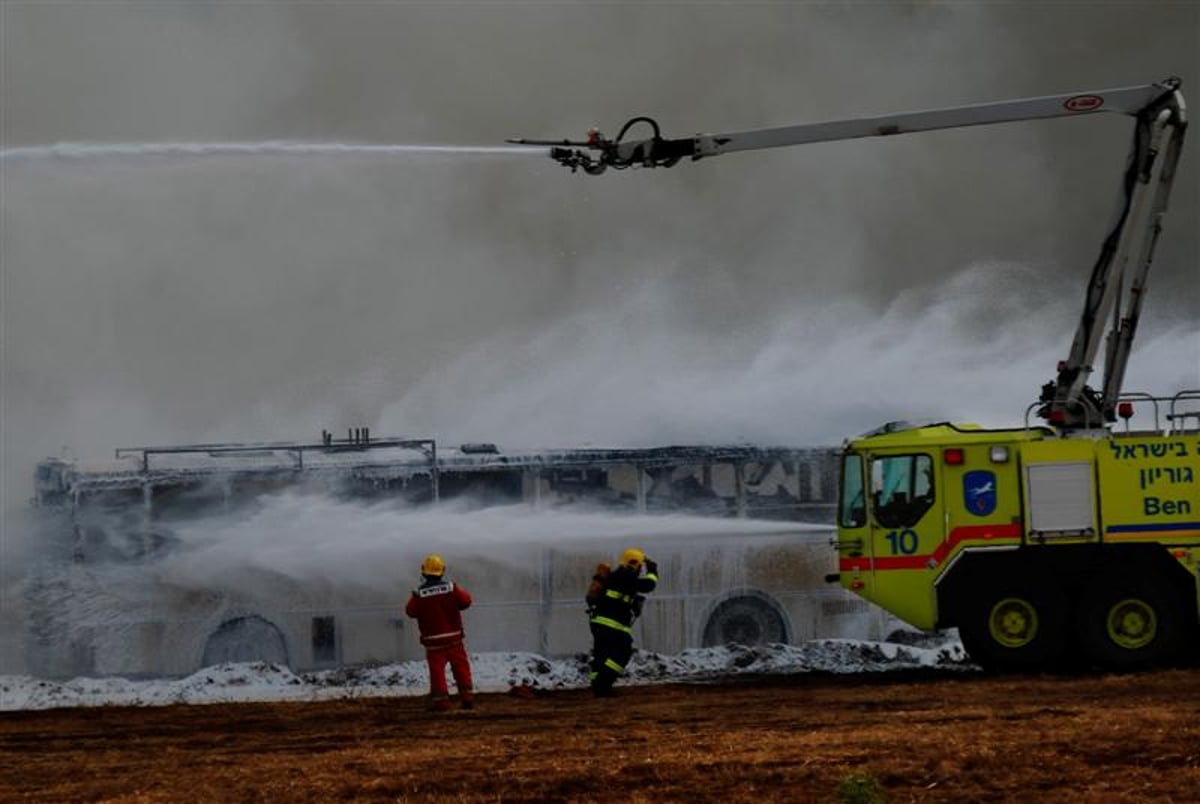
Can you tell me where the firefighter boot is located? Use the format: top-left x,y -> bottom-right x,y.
591,669 -> 617,698
428,694 -> 453,712
460,691 -> 475,710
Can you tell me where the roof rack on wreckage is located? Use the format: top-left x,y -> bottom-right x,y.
34,429 -> 842,520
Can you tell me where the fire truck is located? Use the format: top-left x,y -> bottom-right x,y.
519,77 -> 1196,671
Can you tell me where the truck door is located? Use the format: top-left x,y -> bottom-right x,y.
865,452 -> 940,627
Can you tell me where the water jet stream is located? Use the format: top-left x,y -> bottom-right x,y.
0,141 -> 546,161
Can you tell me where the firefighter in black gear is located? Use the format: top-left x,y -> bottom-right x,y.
586,547 -> 658,697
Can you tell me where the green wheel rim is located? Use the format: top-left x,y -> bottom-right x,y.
1106,598 -> 1157,650
988,597 -> 1039,649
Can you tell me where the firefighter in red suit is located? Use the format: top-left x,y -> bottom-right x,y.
405,554 -> 474,710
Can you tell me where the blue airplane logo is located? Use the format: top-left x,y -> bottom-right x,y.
963,470 -> 997,516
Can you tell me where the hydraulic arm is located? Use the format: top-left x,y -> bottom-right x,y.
512,78 -> 1187,429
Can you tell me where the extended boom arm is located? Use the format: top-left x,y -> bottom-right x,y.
1040,82 -> 1186,428
511,78 -> 1187,429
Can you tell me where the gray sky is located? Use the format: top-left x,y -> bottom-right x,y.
2,1 -> 1198,499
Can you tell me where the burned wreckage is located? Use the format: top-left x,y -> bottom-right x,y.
27,432 -> 881,677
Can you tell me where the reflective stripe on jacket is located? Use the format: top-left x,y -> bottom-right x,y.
406,579 -> 473,648
588,564 -> 656,629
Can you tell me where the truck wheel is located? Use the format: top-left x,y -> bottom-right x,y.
957,581 -> 1066,672
701,594 -> 789,648
1078,579 -> 1183,671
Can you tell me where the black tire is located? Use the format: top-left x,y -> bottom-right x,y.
957,580 -> 1067,672
702,594 -> 789,648
1077,577 -> 1185,671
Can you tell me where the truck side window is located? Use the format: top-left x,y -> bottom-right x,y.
839,453 -> 867,528
870,454 -> 934,528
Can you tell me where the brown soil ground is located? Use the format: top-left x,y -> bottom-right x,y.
3,669 -> 1200,803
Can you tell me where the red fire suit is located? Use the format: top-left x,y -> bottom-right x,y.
405,578 -> 474,706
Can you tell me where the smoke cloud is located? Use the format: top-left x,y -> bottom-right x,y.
2,4 -> 1198,652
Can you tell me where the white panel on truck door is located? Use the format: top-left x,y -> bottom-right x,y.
1025,462 -> 1096,538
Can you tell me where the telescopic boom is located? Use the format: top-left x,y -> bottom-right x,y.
511,78 -> 1188,429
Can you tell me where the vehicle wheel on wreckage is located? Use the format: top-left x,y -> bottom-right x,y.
202,615 -> 289,668
957,579 -> 1067,673
1076,577 -> 1185,671
701,593 -> 789,648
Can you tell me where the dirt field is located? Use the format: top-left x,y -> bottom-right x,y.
3,669 -> 1200,803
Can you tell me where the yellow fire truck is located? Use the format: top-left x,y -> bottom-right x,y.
522,77 -> 1194,670
836,413 -> 1198,671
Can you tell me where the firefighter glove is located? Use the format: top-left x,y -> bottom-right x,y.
644,558 -> 658,574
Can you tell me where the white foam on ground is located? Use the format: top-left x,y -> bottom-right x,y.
0,636 -> 972,711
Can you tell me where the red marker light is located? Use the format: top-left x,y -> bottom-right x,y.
1048,409 -> 1067,424
944,448 -> 965,466
1064,94 -> 1104,112
1117,401 -> 1135,420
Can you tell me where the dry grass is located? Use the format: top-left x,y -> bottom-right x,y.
3,670 -> 1200,802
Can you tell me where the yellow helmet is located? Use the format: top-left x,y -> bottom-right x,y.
421,554 -> 446,577
620,548 -> 645,570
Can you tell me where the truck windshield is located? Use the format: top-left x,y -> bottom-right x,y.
870,454 -> 934,528
839,453 -> 866,528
